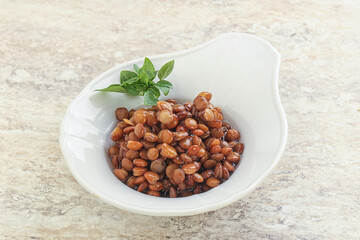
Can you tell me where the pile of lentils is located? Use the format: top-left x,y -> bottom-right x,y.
108,92 -> 244,197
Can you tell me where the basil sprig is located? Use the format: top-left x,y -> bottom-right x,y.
95,58 -> 174,105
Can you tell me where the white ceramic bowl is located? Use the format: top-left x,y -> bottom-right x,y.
60,33 -> 288,216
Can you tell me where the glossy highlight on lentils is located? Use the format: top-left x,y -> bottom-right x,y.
108,92 -> 244,197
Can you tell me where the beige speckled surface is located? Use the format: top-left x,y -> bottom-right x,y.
1,0 -> 359,239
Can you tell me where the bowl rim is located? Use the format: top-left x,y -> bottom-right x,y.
59,32 -> 288,216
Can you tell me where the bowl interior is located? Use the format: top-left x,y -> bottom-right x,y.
60,33 -> 286,216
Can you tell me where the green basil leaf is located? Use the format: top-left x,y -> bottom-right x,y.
138,71 -> 149,85
144,93 -> 158,106
123,77 -> 138,85
120,70 -> 138,83
158,60 -> 174,80
142,57 -> 155,72
94,84 -> 127,93
123,83 -> 143,96
157,86 -> 170,96
145,70 -> 156,81
154,80 -> 173,89
150,86 -> 161,98
133,64 -> 140,73
144,87 -> 160,106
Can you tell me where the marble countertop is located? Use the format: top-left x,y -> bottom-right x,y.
1,0 -> 359,239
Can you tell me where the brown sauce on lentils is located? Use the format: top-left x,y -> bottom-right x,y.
108,92 -> 244,198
